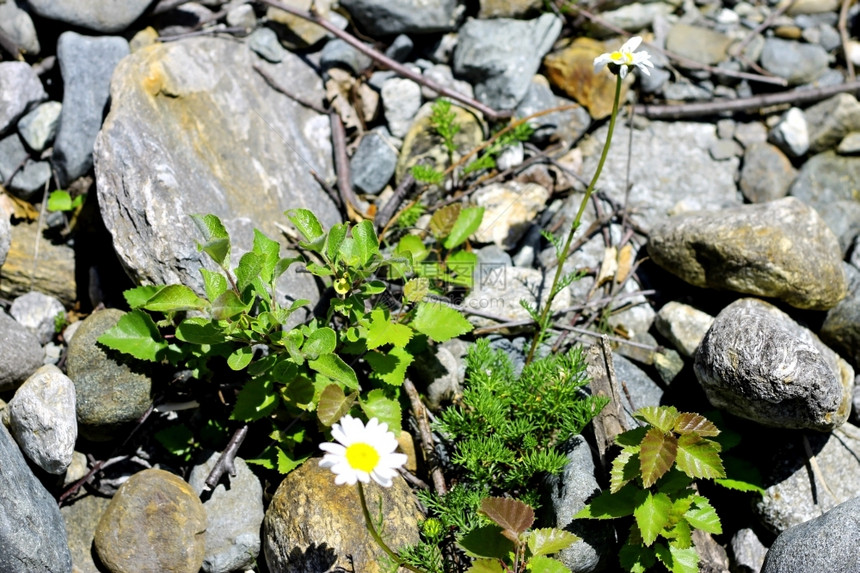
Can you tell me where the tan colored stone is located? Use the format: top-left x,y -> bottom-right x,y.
473,182 -> 550,249
267,0 -> 335,47
479,0 -> 542,18
0,219 -> 76,306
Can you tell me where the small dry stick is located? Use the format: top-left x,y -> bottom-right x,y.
402,378 -> 447,495
330,111 -> 371,220
839,0 -> 857,82
204,424 -> 249,490
374,172 -> 415,231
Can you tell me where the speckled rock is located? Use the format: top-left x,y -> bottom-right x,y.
0,309 -> 44,392
731,527 -> 767,573
769,107 -> 810,158
739,142 -> 796,203
464,266 -> 572,329
263,460 -> 421,572
473,182 -> 550,250
694,298 -> 854,431
0,62 -> 46,136
0,219 -> 77,306
804,93 -> 860,153
61,494 -> 112,573
94,469 -> 206,573
339,0 -> 459,35
16,101 -> 61,152
821,264 -> 860,369
9,291 -> 66,345
65,309 -> 153,441
666,23 -> 735,66
24,0 -> 153,33
648,197 -> 847,310
655,302 -> 715,358
760,37 -> 829,85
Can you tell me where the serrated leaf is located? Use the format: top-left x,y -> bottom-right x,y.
610,448 -> 640,493
458,524 -> 514,559
411,302 -> 472,342
191,214 -> 231,266
634,491 -> 672,547
230,377 -> 278,422
444,206 -> 484,249
480,497 -> 535,538
309,354 -> 359,390
466,559 -> 505,573
403,278 -> 429,303
635,406 -> 680,433
286,208 -> 325,251
527,528 -> 579,557
200,268 -> 228,302
97,309 -> 166,361
664,518 -> 692,549
317,384 -> 357,426
713,478 -> 765,494
673,412 -> 720,437
366,308 -> 413,349
175,317 -> 226,345
211,290 -> 251,320
657,543 -> 698,573
302,327 -> 337,359
361,389 -> 401,433
123,285 -> 162,309
527,556 -> 572,573
235,251 -> 262,292
575,484 -> 643,519
684,496 -> 722,534
352,220 -> 378,267
429,203 -> 461,239
227,346 -> 254,370
639,427 -> 678,488
616,426 -> 647,448
277,447 -> 308,474
675,434 -> 725,480
365,347 -> 413,386
139,284 -> 208,313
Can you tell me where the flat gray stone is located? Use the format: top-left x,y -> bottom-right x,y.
760,37 -> 829,85
24,0 -> 153,33
648,197 -> 847,310
381,77 -> 422,138
60,494 -> 112,573
666,23 -> 734,66
339,0 -> 459,35
0,423 -> 73,573
8,364 -> 77,474
694,298 -> 854,431
655,301 -> 715,358
7,160 -> 51,201
8,291 -> 65,345
350,130 -> 397,195
0,61 -> 46,136
94,37 -> 340,302
0,133 -> 28,185
54,32 -> 129,186
804,93 -> 860,153
0,309 -> 44,392
247,27 -> 287,63
453,14 -> 561,110
731,528 -> 767,573
769,107 -> 809,158
17,101 -> 61,152
612,353 -> 664,428
739,142 -> 796,203
189,452 -> 264,573
515,76 -> 591,146
821,264 -> 860,369
0,0 -> 39,56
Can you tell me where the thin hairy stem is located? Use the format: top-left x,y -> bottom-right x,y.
357,482 -> 428,573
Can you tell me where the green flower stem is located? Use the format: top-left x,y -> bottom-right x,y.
526,74 -> 623,365
357,482 -> 427,573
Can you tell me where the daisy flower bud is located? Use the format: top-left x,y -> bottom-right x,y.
319,415 -> 407,487
593,36 -> 654,79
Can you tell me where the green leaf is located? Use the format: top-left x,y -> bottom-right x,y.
230,377 -> 278,422
317,384 -> 357,426
200,268 -> 228,302
684,496 -> 722,534
616,426 -> 647,448
191,214 -> 231,266
276,447 -> 308,474
634,406 -> 680,434
639,427 -> 678,488
480,497 -> 535,537
352,220 -> 378,267
235,252 -> 262,292
154,424 -> 196,461
302,327 -> 337,359
175,317 -> 226,345
211,290 -> 251,320
273,257 -> 300,281
528,528 -> 579,557
444,206 -> 484,249
675,434 -> 725,480
139,284 -> 208,313
411,302 -> 472,342
47,189 -> 77,212
123,285 -> 162,309
365,346 -> 413,386
361,389 -> 401,433
713,478 -> 765,494
619,542 -> 656,573
366,308 -> 413,349
458,524 -> 514,559
655,543 -> 698,573
527,556 -> 572,573
227,346 -> 254,370
309,354 -> 359,390
575,484 -> 643,519
673,412 -> 720,437
326,223 -> 348,263
396,234 -> 429,263
338,237 -> 359,267
286,208 -> 325,250
429,203 -> 461,239
610,448 -> 640,493
465,559 -> 505,573
252,229 -> 280,284
97,309 -> 166,361
634,491 -> 672,547
403,278 -> 429,303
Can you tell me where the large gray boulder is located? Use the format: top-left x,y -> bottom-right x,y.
95,37 -> 340,303
339,0 -> 459,35
23,0 -> 154,33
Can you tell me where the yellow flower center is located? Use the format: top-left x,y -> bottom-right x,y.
610,51 -> 634,64
346,442 -> 380,472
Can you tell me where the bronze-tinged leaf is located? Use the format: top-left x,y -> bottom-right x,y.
673,413 -> 720,437
639,427 -> 678,488
634,406 -> 680,434
480,497 -> 535,538
675,434 -> 725,480
429,203 -> 462,240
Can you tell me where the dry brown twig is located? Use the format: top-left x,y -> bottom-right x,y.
402,378 -> 447,495
839,0 -> 857,82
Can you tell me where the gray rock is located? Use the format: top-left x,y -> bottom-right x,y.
0,0 -> 39,56
16,101 -> 61,152
762,495 -> 860,572
709,138 -> 743,160
790,151 -> 860,253
731,527 -> 767,573
7,160 -> 51,200
0,209 -> 9,268
95,37 -> 340,302
0,133 -> 29,184
464,266 -> 571,328
804,93 -> 860,153
60,494 -> 112,573
247,27 -> 287,63
54,32 -> 129,186
189,452 -> 264,573
755,423 -> 860,534
320,38 -> 373,74
655,301 -> 715,358
453,14 -> 561,110
734,120 -> 769,148
612,353 -> 664,428
339,0 -> 459,35
546,435 -> 615,572
516,76 -> 591,146
576,120 -> 740,233
694,298 -> 854,431
0,61 -> 46,136
666,24 -> 734,66
226,3 -> 256,31
837,131 -> 860,154
662,80 -> 713,101
473,182 -> 550,250
410,338 -> 470,410
648,197 -> 847,310
350,130 -> 397,195
420,63 -> 474,101
9,291 -> 65,346
760,37 -> 829,85
739,142 -> 796,203
0,423 -> 73,573
769,107 -> 810,157
384,34 -> 413,62
599,2 -> 675,32
65,309 -> 153,441
821,264 -> 860,369
7,364 -> 77,474
24,0 -> 153,33
0,309 -> 44,392
381,77 -> 422,138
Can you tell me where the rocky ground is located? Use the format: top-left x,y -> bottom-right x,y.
1,0 -> 860,572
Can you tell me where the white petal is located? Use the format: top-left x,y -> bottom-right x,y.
371,471 -> 394,487
319,443 -> 346,456
593,54 -> 611,73
622,36 -> 642,52
618,65 -> 629,79
636,64 -> 651,76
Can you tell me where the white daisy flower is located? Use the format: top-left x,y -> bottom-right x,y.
319,415 -> 407,487
593,36 -> 654,79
